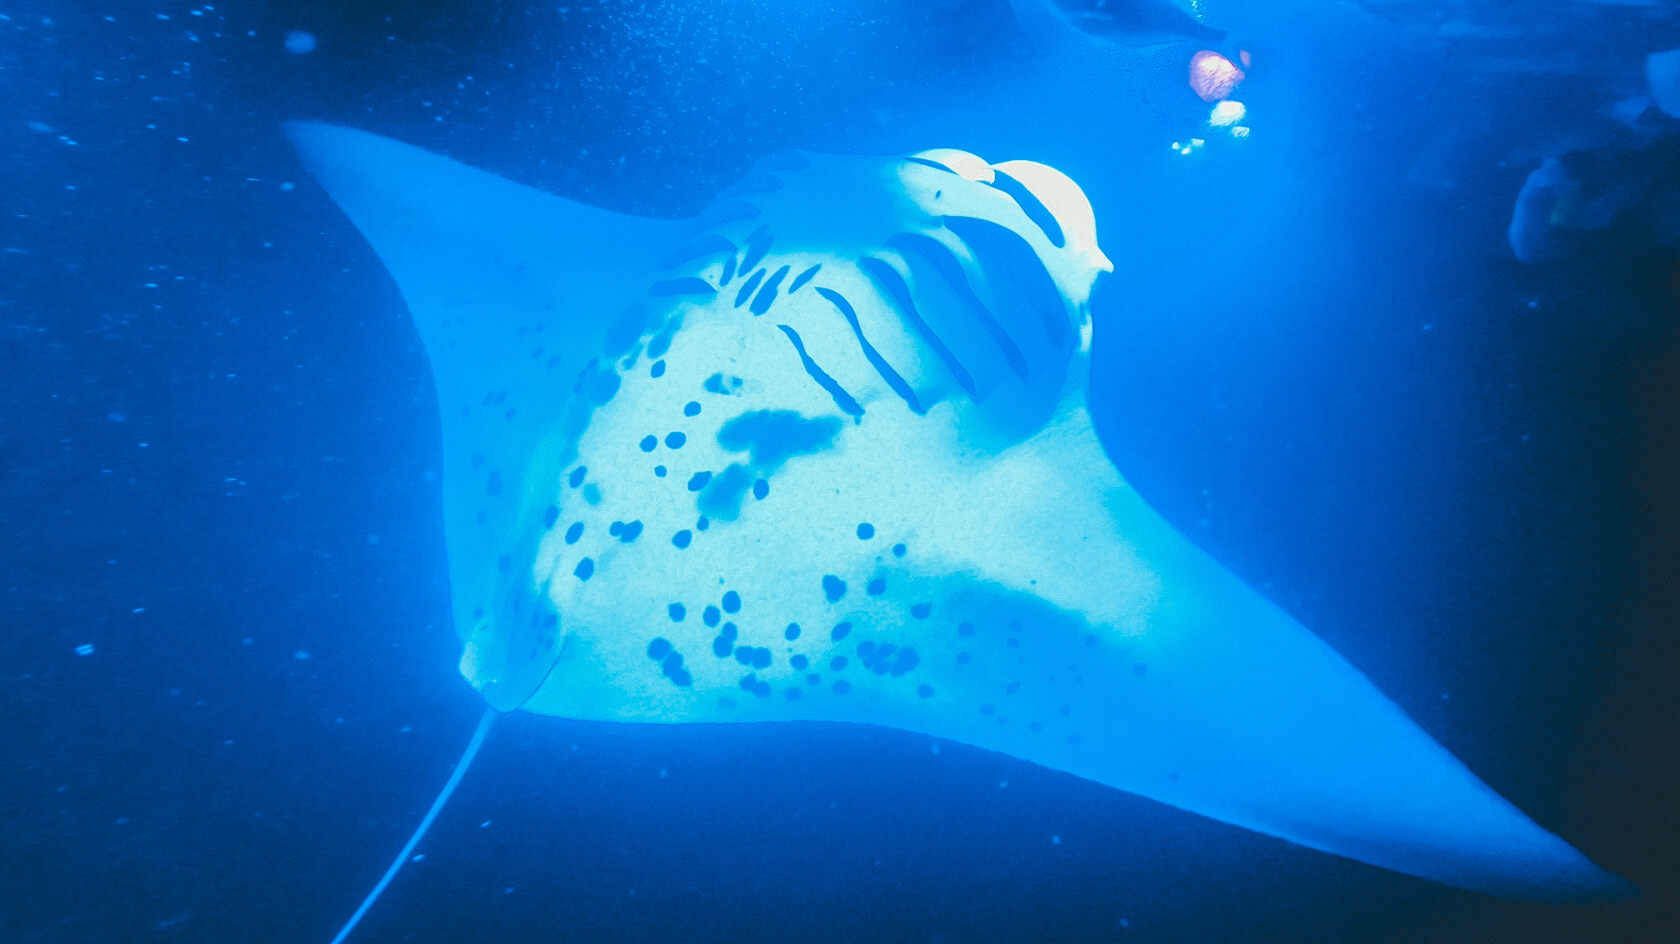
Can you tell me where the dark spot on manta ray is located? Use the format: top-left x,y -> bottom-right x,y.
753,478 -> 768,500
831,622 -> 852,641
822,575 -> 847,603
574,557 -> 594,581
857,523 -> 874,540
647,638 -> 672,661
688,470 -> 712,492
485,470 -> 502,496
790,653 -> 808,669
618,520 -> 643,543
568,466 -> 587,488
609,521 -> 623,536
703,605 -> 720,628
696,516 -> 710,531
958,621 -> 976,638
672,529 -> 692,549
698,464 -> 752,519
866,578 -> 886,596
716,410 -> 841,468
704,373 -> 730,395
911,603 -> 932,619
655,465 -> 667,477
543,506 -> 559,529
665,431 -> 686,449
650,359 -> 666,378
831,656 -> 848,671
784,623 -> 801,641
565,522 -> 584,544
917,684 -> 935,699
640,435 -> 657,453
712,622 -> 739,659
893,543 -> 907,557
721,590 -> 741,614
668,603 -> 686,622
684,401 -> 702,417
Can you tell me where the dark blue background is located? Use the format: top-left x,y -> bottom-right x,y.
3,1 -> 1674,941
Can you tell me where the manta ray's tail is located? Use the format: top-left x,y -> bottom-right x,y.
326,709 -> 496,944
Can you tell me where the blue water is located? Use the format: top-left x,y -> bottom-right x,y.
4,1 -> 1675,941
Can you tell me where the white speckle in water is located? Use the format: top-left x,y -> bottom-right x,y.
480,820 -> 492,828
284,30 -> 316,54
658,768 -> 668,778
997,780 -> 1008,789
293,650 -> 310,660
1051,835 -> 1061,845
410,854 -> 424,863
74,643 -> 95,656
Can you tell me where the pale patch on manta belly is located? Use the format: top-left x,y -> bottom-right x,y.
284,120 -> 1625,901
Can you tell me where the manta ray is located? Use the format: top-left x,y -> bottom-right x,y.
284,120 -> 1623,941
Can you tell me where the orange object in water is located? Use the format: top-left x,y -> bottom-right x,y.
1190,51 -> 1245,103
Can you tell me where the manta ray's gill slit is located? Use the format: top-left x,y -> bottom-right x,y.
691,198 -> 762,234
650,277 -> 717,297
987,168 -> 1066,249
717,171 -> 786,201
856,256 -> 978,398
658,232 -> 737,270
719,254 -> 738,287
733,268 -> 767,308
786,264 -> 820,294
940,216 -> 1071,346
749,264 -> 791,315
813,286 -> 924,415
774,324 -> 865,420
887,232 -> 1030,379
738,223 -> 776,273
904,155 -> 962,176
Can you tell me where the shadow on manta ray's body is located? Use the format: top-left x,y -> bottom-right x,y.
282,116 -> 1627,941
